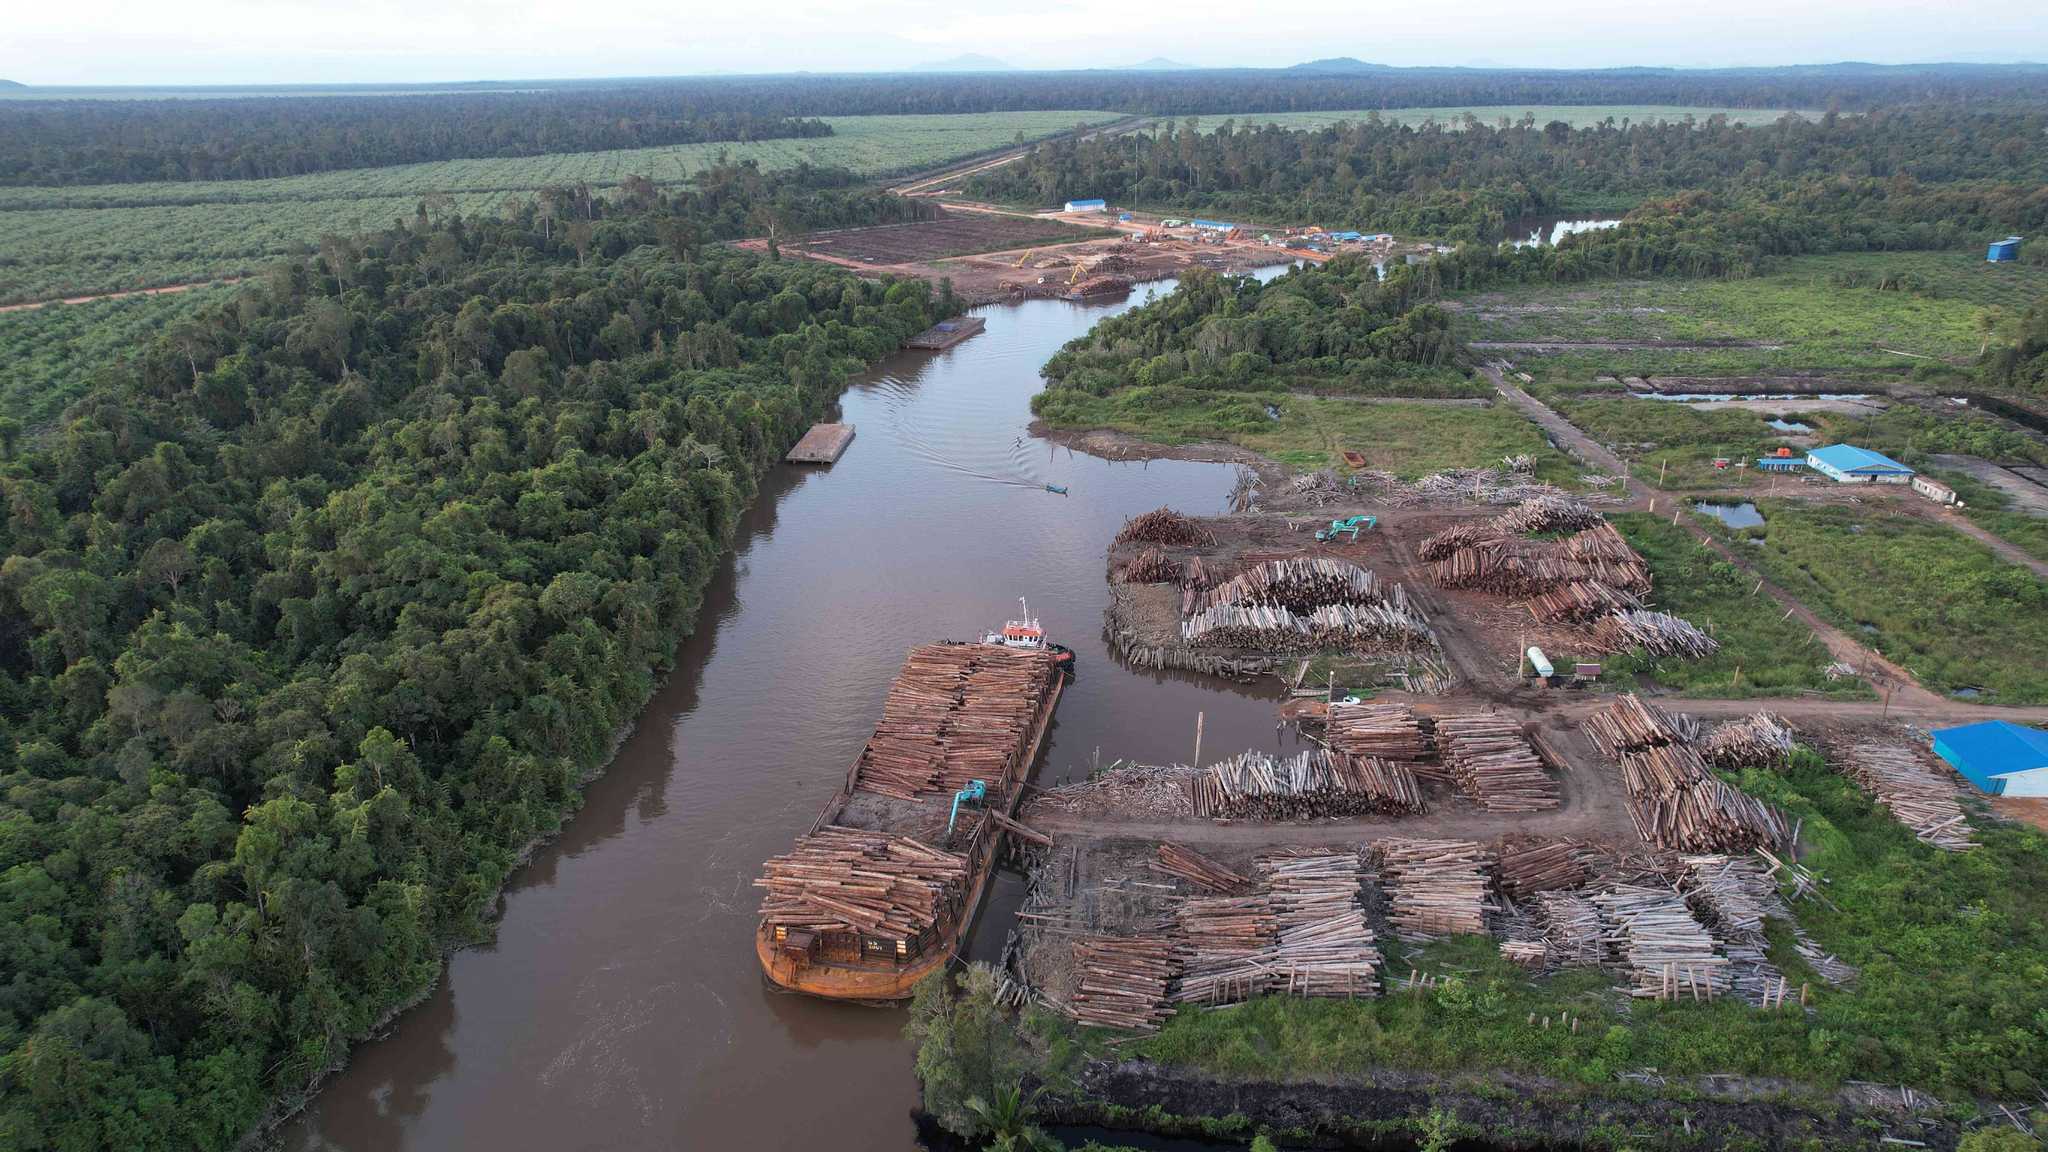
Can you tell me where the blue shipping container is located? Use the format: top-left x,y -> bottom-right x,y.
1988,237 -> 2021,262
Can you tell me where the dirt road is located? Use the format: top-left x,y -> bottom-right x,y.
0,277 -> 242,313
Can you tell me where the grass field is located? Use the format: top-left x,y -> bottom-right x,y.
1107,747 -> 2048,1101
0,286 -> 233,423
1738,501 -> 2048,703
0,112 -> 1118,304
1165,106 -> 1809,132
1557,397 -> 1816,488
1606,513 -> 1867,697
1464,251 -> 2048,388
1034,387 -> 1575,480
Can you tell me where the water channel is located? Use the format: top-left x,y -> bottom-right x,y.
286,274 -> 1300,1150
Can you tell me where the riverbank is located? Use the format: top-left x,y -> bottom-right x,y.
1033,1060 -> 1957,1151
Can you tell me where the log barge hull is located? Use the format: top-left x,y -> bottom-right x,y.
757,646 -> 1064,1000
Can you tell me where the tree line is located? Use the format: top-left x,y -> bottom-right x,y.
9,63 -> 2048,186
968,107 -> 2048,244
0,176 -> 947,1149
0,94 -> 831,185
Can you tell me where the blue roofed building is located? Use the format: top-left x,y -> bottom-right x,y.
1806,444 -> 1914,484
1063,198 -> 1107,213
1191,219 -> 1236,231
1987,236 -> 2022,262
1933,721 -> 2048,796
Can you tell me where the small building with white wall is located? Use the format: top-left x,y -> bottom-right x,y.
1806,444 -> 1914,484
1911,475 -> 1957,505
1934,721 -> 2048,796
1063,198 -> 1107,213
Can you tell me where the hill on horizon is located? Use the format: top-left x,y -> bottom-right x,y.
1289,57 -> 1394,73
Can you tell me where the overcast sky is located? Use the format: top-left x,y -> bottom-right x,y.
7,0 -> 2045,86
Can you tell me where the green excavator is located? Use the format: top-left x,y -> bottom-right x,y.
1315,515 -> 1377,542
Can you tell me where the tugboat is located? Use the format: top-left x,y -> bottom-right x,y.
983,597 -> 1076,674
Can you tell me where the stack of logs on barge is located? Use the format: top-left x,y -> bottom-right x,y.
755,642 -> 1064,1000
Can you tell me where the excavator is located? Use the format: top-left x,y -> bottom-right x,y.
1315,515 -> 1377,542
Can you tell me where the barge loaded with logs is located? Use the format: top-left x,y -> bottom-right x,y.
754,605 -> 1069,1000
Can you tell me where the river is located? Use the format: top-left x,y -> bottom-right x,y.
285,275 -> 1299,1151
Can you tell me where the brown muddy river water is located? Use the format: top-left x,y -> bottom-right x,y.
286,273 -> 1306,1151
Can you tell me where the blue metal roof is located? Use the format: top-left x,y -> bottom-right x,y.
1808,444 -> 1913,475
1064,198 -> 1106,208
1755,457 -> 1803,470
1933,721 -> 2048,793
1190,219 -> 1235,230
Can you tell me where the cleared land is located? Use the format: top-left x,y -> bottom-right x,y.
1036,390 -> 1568,479
776,213 -> 1115,265
0,111 -> 1119,304
1220,105 -> 1810,131
1734,501 -> 2048,704
1455,251 -> 2048,386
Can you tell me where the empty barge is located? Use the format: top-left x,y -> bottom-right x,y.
903,316 -> 986,350
786,422 -> 855,464
754,618 -> 1068,1000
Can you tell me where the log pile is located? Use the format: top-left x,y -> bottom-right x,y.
1173,894 -> 1276,1004
1533,890 -> 1605,968
1679,855 -> 1791,1007
1153,842 -> 1252,894
1029,764 -> 1195,819
1190,749 -> 1425,818
1418,521 -> 1496,562
852,644 -> 1059,800
1114,547 -> 1180,585
1702,712 -> 1796,769
755,826 -> 969,939
1591,696 -> 1791,854
1593,609 -> 1721,659
1375,838 -> 1494,939
1116,507 -> 1214,548
1435,713 -> 1559,812
1528,579 -> 1642,623
1630,775 -> 1794,855
1842,742 -> 1975,852
1592,884 -> 1730,1000
1493,496 -> 1602,536
1496,838 -> 1591,900
1196,557 -> 1384,613
1180,599 -> 1433,650
1584,694 -> 1695,758
1322,702 -> 1432,761
1429,541 -> 1648,598
1067,935 -> 1178,1031
1258,852 -> 1382,998
1564,521 -> 1641,564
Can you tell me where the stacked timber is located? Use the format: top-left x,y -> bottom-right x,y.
1189,749 -> 1424,818
1533,890 -> 1604,968
1842,742 -> 1975,851
1322,702 -> 1431,760
851,644 -> 1058,800
1702,712 -> 1796,769
1153,842 -> 1253,894
1496,838 -> 1591,900
1197,557 -> 1385,613
1114,547 -> 1180,585
1592,884 -> 1730,1000
1590,696 -> 1791,854
1430,542 -> 1648,597
1492,496 -> 1602,536
1418,522 -> 1496,562
1528,579 -> 1641,623
1563,521 -> 1641,564
1116,508 -> 1214,548
755,826 -> 969,939
1258,852 -> 1382,998
1435,713 -> 1559,812
1180,598 -> 1434,651
1067,935 -> 1178,1031
1584,694 -> 1694,757
1629,775 -> 1793,855
1594,610 -> 1720,658
1375,838 -> 1494,939
1173,895 -> 1277,1004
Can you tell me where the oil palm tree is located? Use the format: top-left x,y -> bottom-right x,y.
961,1082 -> 1055,1152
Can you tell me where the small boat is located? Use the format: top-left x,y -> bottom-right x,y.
983,598 -> 1075,672
1044,484 -> 1068,495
